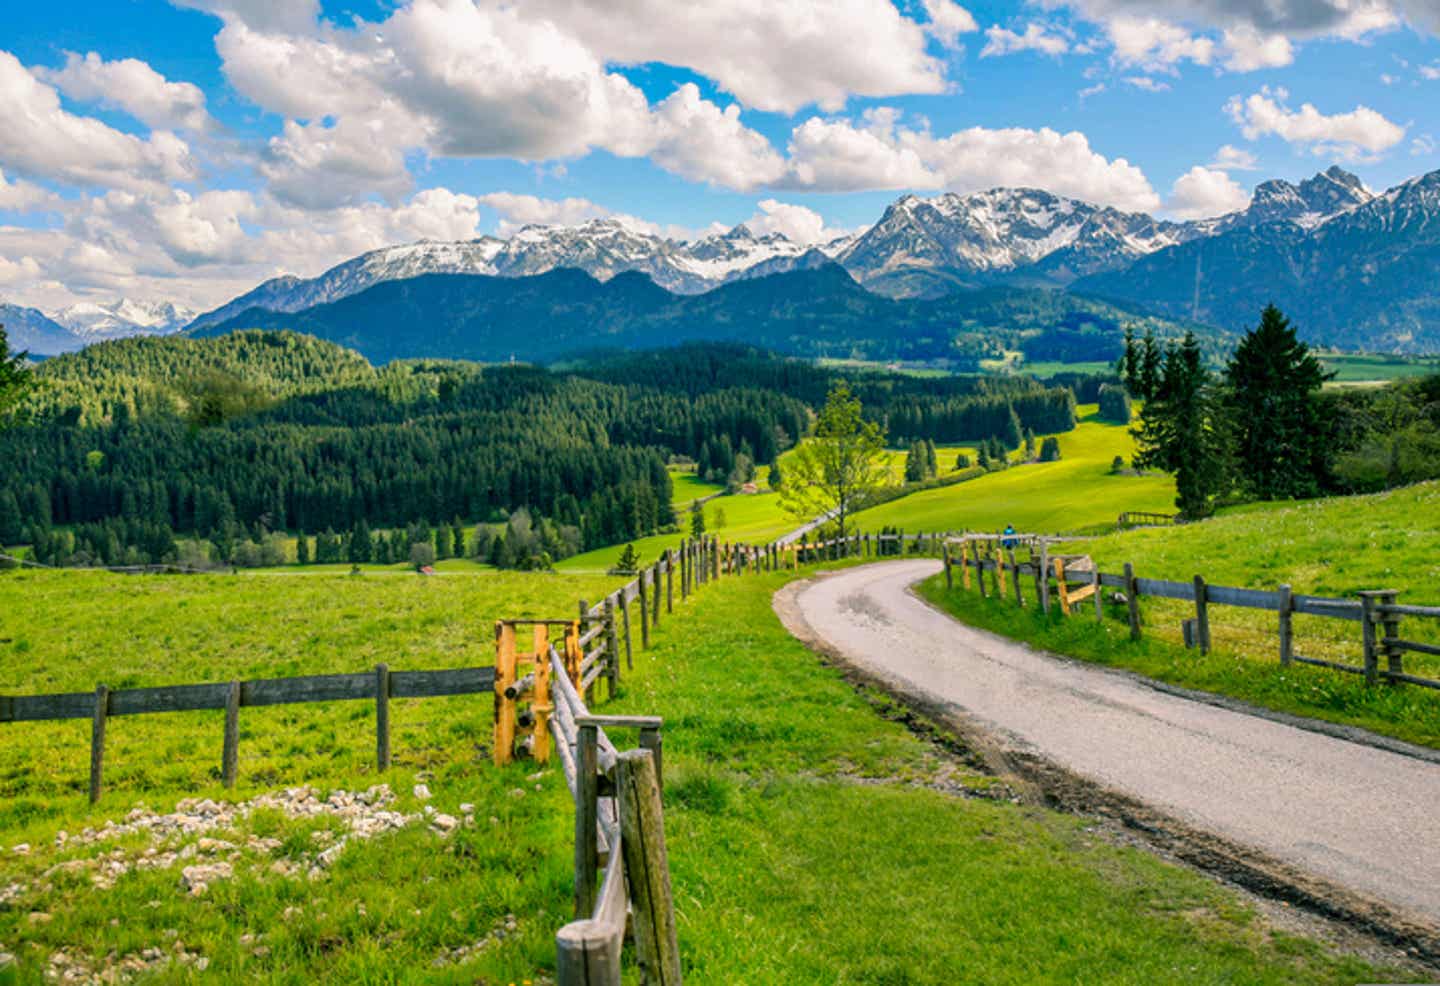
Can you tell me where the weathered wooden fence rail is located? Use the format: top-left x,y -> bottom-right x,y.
0,664 -> 497,802
942,533 -> 1440,691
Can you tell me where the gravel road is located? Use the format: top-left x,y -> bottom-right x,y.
783,559 -> 1440,925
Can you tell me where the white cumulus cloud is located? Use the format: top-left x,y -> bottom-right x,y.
36,51 -> 215,132
1167,165 -> 1251,218
1226,86 -> 1407,158
981,23 -> 1072,57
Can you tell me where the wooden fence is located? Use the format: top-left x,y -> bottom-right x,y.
942,533 -> 1440,691
1117,511 -> 1180,530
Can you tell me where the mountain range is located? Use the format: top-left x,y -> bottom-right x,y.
2,298 -> 195,355
8,164 -> 1439,358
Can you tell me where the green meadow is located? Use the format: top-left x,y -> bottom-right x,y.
0,559 -> 1416,983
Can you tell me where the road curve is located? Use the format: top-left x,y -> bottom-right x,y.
784,559 -> 1440,925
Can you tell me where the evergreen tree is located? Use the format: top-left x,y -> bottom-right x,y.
1119,327 -> 1139,393
1225,305 -> 1329,500
434,526 -> 447,560
1133,332 -> 1231,518
451,519 -> 466,558
1023,428 -> 1036,460
904,441 -> 926,483
0,489 -> 21,545
954,452 -> 971,470
295,532 -> 310,565
349,518 -> 373,564
977,443 -> 991,470
1138,330 -> 1163,401
689,500 -> 705,539
1004,404 -> 1024,450
924,439 -> 938,478
612,543 -> 639,575
0,326 -> 35,426
768,457 -> 784,491
1039,437 -> 1061,462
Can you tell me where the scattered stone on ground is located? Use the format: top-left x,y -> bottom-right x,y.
430,913 -> 520,967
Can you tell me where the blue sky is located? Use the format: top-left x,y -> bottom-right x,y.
1,0 -> 1437,311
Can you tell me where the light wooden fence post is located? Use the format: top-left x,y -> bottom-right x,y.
1124,563 -> 1141,641
1277,584 -> 1293,666
1193,575 -> 1211,655
574,722 -> 599,918
89,683 -> 109,804
494,622 -> 518,766
617,749 -> 683,986
1053,557 -> 1070,616
638,573 -> 650,650
532,625 -> 552,764
639,724 -> 664,791
567,619 -> 583,686
375,663 -> 391,771
961,539 -> 972,590
222,679 -> 241,788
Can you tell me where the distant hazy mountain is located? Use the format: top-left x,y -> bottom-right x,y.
194,263 -> 1188,365
51,298 -> 197,340
1,301 -> 83,355
1075,168 -> 1439,350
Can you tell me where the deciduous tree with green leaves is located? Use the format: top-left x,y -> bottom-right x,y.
779,381 -> 887,539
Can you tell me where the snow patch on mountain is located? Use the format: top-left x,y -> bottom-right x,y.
52,299 -> 197,340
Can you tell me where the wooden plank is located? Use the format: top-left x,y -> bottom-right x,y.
241,672 -> 373,707
1099,572 -> 1126,589
1292,654 -> 1365,675
389,667 -> 495,698
1291,595 -> 1362,621
617,749 -> 683,985
375,664 -> 391,771
89,684 -> 109,804
576,714 -> 664,729
7,691 -> 118,722
1132,576 -> 1195,601
1205,585 -> 1282,611
221,680 -> 240,788
1377,602 -> 1440,618
107,682 -> 230,716
1378,669 -> 1440,691
1385,637 -> 1440,658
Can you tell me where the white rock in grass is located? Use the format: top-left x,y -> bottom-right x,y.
430,814 -> 459,835
412,784 -> 432,801
11,844 -> 29,856
0,951 -> 14,967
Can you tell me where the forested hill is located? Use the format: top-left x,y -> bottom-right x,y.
2,334 -> 1090,570
194,264 -> 1194,367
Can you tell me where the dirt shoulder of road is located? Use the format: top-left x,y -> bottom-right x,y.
774,572 -> 1440,976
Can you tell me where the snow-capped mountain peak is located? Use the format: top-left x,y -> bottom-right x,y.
51,298 -> 197,340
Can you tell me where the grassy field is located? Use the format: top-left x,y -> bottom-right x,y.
1318,352 -> 1440,384
920,480 -> 1440,748
856,407 -> 1175,535
0,561 -> 1417,983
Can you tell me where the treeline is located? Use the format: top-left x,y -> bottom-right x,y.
1,335 -> 815,569
575,342 -> 1078,443
1124,306 -> 1440,517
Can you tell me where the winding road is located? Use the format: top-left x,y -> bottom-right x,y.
781,559 -> 1440,927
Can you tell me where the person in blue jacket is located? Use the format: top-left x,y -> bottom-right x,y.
1001,524 -> 1017,550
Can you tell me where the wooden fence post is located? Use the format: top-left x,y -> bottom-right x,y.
988,545 -> 1002,598
617,749 -> 683,986
604,598 -> 621,696
1277,584 -> 1293,666
567,619 -> 583,685
665,556 -> 674,614
1193,575 -> 1211,655
943,544 -> 953,589
1124,563 -> 1141,641
653,564 -> 663,626
1007,548 -> 1023,607
1038,542 -> 1051,615
494,622 -> 518,766
639,724 -> 664,791
222,679 -> 241,788
1377,590 -> 1402,681
620,592 -> 634,669
89,683 -> 109,804
1091,567 -> 1103,623
532,625 -> 552,764
375,663 -> 391,771
638,574 -> 650,650
1360,592 -> 1380,685
961,539 -> 972,590
574,722 -> 599,918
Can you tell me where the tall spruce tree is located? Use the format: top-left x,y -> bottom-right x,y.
1225,305 -> 1329,500
1133,332 -> 1231,518
1119,327 -> 1139,392
0,326 -> 35,426
1138,330 -> 1163,401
